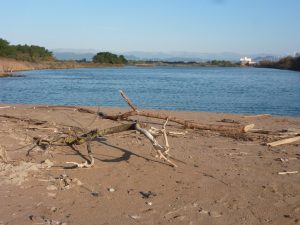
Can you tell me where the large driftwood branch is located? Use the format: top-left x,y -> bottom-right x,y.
64,123 -> 137,145
99,90 -> 254,133
53,122 -> 176,168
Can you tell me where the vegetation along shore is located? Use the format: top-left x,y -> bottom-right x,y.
0,38 -> 128,77
1,38 -> 300,77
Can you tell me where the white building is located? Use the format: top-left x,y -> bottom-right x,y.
240,57 -> 256,66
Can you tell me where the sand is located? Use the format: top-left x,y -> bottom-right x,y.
0,104 -> 299,225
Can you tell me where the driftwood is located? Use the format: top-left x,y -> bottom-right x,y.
0,114 -> 47,125
99,90 -> 254,133
101,110 -> 254,133
278,171 -> 298,175
242,114 -> 271,118
267,136 -> 300,147
29,121 -> 177,168
65,122 -> 176,167
99,91 -> 254,133
0,106 -> 11,109
1,109 -> 176,167
33,105 -> 97,114
135,120 -> 177,167
149,126 -> 187,137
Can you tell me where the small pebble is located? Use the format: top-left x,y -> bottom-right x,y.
146,201 -> 153,206
42,159 -> 54,168
192,202 -> 198,207
174,215 -> 185,221
108,188 -> 115,192
209,211 -> 222,218
91,192 -> 99,197
199,209 -> 208,214
48,192 -> 56,197
47,185 -> 57,191
130,215 -> 141,220
73,178 -> 83,186
50,207 -> 57,212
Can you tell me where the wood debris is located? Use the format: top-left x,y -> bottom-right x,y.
278,171 -> 298,175
267,136 -> 300,147
242,114 -> 271,118
5,90 -> 300,169
99,90 -> 255,133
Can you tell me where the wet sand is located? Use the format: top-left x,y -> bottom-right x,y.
0,104 -> 299,225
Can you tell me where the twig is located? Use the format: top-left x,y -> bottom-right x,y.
162,119 -> 170,155
0,114 -> 47,125
149,126 -> 187,137
278,171 -> 298,175
135,123 -> 177,167
66,140 -> 95,168
120,90 -> 138,111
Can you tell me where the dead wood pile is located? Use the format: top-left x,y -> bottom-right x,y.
2,90 -> 299,169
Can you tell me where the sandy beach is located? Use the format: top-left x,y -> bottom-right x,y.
0,104 -> 299,225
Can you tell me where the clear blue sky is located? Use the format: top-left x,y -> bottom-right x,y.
1,0 -> 299,54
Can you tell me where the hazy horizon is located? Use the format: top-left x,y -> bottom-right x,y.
1,0 -> 299,55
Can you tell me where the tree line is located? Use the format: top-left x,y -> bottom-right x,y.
0,38 -> 129,65
0,38 -> 54,62
258,55 -> 300,71
92,52 -> 128,64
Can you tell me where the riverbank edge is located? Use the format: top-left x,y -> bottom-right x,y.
0,57 -> 126,77
1,103 -> 299,119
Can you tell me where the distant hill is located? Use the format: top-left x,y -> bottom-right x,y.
53,52 -> 94,61
124,51 -> 283,62
123,51 -> 242,62
52,49 -> 283,62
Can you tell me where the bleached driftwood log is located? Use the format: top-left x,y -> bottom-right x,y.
278,171 -> 298,175
99,90 -> 254,133
242,114 -> 271,118
267,136 -> 300,147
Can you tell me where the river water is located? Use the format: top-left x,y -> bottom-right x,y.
1,66 -> 300,116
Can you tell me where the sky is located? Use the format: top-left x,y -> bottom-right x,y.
1,0 -> 300,55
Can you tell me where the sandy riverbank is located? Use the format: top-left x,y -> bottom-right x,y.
0,58 -> 125,77
0,104 -> 299,225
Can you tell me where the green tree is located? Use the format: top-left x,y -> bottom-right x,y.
0,38 -> 54,61
93,52 -> 128,64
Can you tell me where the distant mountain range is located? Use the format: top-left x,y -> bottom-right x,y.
52,49 -> 283,62
53,52 -> 95,61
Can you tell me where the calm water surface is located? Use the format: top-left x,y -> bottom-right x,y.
1,67 -> 300,116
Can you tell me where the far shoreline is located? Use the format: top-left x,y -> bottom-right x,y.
2,57 -> 300,77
